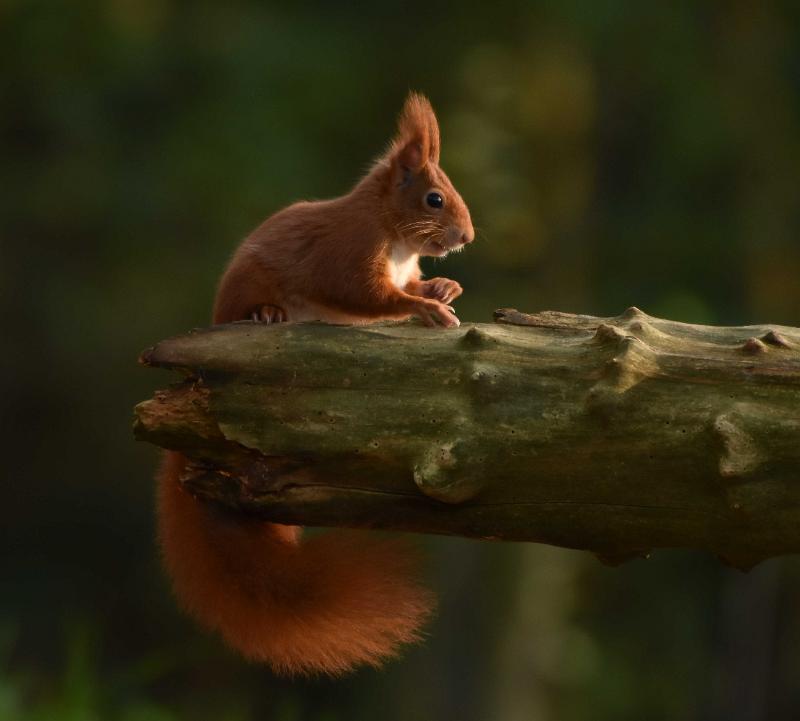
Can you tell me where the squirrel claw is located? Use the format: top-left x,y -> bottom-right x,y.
416,300 -> 460,328
423,278 -> 463,305
252,304 -> 287,324
414,299 -> 459,328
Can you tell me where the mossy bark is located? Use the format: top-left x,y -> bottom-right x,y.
134,308 -> 800,569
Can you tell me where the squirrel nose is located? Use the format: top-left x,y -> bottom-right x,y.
461,231 -> 475,244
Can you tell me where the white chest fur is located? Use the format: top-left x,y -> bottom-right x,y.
388,245 -> 419,289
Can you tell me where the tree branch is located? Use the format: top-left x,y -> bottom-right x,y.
134,308 -> 800,569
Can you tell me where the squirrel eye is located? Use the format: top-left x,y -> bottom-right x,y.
425,192 -> 444,209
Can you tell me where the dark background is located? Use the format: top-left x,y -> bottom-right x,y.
2,1 -> 800,719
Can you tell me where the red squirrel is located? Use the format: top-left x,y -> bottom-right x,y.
157,92 -> 474,676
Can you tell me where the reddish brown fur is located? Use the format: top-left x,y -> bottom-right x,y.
158,92 -> 473,675
212,92 -> 473,327
158,453 -> 433,675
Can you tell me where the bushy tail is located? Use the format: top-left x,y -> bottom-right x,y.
156,452 -> 434,676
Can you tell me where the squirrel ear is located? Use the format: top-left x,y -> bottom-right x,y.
388,92 -> 441,175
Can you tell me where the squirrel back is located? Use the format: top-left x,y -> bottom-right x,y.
158,92 -> 474,675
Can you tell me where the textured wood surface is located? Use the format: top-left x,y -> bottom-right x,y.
134,308 -> 800,569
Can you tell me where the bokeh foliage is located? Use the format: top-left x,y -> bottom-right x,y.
2,1 -> 799,719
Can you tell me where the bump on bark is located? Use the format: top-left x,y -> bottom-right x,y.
761,330 -> 791,348
742,337 -> 768,354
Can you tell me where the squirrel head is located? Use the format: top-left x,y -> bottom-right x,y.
380,92 -> 474,257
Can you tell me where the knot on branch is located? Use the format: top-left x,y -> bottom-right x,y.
761,330 -> 791,348
626,318 -> 670,345
586,329 -> 660,412
412,441 -> 478,504
740,330 -> 793,354
592,323 -> 626,345
741,337 -> 768,355
460,326 -> 497,349
618,306 -> 648,321
712,408 -> 763,479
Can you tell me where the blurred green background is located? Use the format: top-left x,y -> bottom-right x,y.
2,1 -> 800,719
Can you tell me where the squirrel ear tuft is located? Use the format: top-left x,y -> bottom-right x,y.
388,92 -> 441,173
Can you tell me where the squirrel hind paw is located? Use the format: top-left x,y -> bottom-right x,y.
251,305 -> 287,323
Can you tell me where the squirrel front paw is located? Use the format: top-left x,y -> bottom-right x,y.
421,277 -> 463,304
414,299 -> 460,328
250,304 -> 287,323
